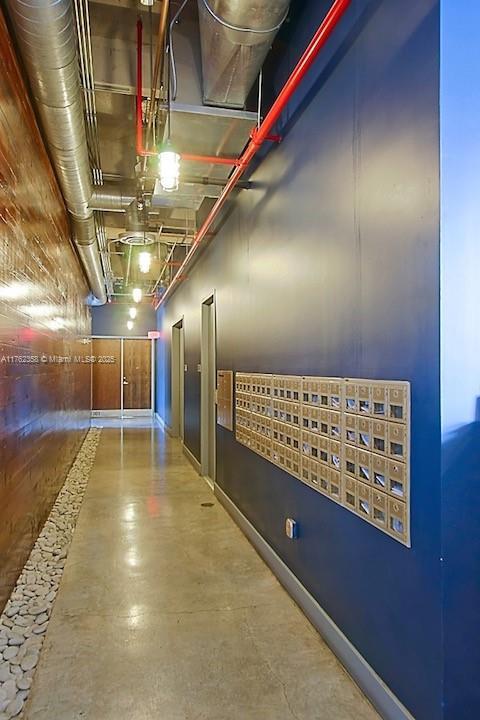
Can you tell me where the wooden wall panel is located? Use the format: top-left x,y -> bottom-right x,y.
0,11 -> 91,610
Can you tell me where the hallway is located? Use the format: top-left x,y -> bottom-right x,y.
24,421 -> 378,720
1,0 -> 480,715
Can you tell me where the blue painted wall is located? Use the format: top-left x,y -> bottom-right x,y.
440,2 -> 480,718
92,303 -> 156,337
158,1 -> 443,717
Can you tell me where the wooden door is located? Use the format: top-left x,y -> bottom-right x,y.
123,339 -> 152,410
92,338 -> 121,410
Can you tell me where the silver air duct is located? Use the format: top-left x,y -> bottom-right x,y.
90,177 -> 228,215
73,218 -> 110,303
90,184 -> 137,213
197,0 -> 290,108
6,0 -> 107,304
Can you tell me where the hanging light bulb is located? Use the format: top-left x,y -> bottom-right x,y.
158,141 -> 180,193
129,307 -> 137,319
132,288 -> 142,303
127,320 -> 134,331
157,28 -> 180,193
138,251 -> 151,274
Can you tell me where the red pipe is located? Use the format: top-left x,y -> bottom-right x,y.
181,153 -> 241,167
155,0 -> 352,309
136,19 -> 239,166
264,133 -> 282,143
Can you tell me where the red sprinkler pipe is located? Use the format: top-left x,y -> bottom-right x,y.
155,0 -> 352,309
136,19 -> 239,166
181,153 -> 241,167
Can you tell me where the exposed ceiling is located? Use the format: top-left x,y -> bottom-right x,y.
4,0 -> 291,307
83,0 -> 259,301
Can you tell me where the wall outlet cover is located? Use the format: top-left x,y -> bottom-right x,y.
285,518 -> 298,539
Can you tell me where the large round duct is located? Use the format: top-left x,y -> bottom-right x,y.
198,0 -> 290,108
6,0 -> 107,304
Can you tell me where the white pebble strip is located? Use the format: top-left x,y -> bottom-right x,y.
0,427 -> 101,719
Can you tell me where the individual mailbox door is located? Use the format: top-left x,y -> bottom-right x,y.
372,419 -> 387,455
344,445 -> 357,478
345,381 -> 358,413
388,459 -> 408,500
344,414 -> 358,445
358,417 -> 373,450
372,384 -> 387,418
372,490 -> 388,529
329,469 -> 342,503
344,477 -> 357,510
388,384 -> 409,422
357,483 -> 372,519
388,498 -> 408,542
358,383 -> 372,415
357,450 -> 372,484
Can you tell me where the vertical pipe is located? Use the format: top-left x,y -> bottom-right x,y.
136,18 -> 148,157
146,0 -> 170,142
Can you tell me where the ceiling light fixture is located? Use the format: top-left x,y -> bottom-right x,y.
138,251 -> 151,274
132,288 -> 142,303
158,141 -> 180,193
129,307 -> 137,319
127,320 -> 134,331
157,27 -> 180,193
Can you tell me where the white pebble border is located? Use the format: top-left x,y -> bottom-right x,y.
0,427 -> 102,719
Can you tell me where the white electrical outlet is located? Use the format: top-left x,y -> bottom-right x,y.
285,518 -> 297,539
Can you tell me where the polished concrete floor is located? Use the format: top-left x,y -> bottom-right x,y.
24,420 -> 379,720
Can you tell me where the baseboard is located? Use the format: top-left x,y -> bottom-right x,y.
154,412 -> 165,429
120,409 -> 153,417
203,475 -> 214,491
92,410 -> 153,418
182,443 -> 201,475
154,413 -> 175,436
91,410 -> 121,417
180,441 -> 213,491
214,484 -> 415,720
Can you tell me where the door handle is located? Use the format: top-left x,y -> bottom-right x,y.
123,377 -> 129,385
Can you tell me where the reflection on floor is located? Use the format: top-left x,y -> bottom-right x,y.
91,415 -> 155,429
24,419 -> 379,719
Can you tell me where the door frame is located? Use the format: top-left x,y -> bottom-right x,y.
171,319 -> 185,440
200,293 -> 216,485
91,335 -> 155,418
